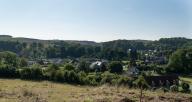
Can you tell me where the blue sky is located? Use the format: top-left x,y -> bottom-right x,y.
0,0 -> 191,42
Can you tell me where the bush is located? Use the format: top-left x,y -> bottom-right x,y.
48,64 -> 59,70
117,77 -> 131,86
20,67 -> 43,80
63,70 -> 69,82
0,65 -> 17,78
108,61 -> 123,73
54,70 -> 64,82
166,48 -> 192,74
101,72 -> 119,85
134,75 -> 149,89
77,61 -> 90,72
86,75 -> 98,86
0,51 -> 19,67
181,82 -> 191,93
78,71 -> 87,85
64,64 -> 75,71
67,70 -> 79,83
45,64 -> 60,80
170,85 -> 179,92
19,58 -> 28,67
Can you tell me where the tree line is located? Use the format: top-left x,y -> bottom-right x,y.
0,37 -> 191,60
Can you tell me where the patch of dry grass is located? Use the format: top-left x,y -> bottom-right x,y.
0,79 -> 191,102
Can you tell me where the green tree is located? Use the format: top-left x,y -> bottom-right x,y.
181,82 -> 191,93
20,65 -> 43,80
166,48 -> 192,74
54,70 -> 64,82
134,75 -> 148,102
64,64 -> 75,71
19,57 -> 28,67
108,61 -> 123,73
46,64 -> 59,80
0,51 -> 19,67
77,61 -> 90,72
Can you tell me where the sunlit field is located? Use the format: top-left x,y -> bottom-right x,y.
0,79 -> 191,102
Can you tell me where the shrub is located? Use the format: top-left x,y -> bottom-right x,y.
67,70 -> 79,84
54,70 -> 64,82
45,64 -> 60,80
86,74 -> 99,86
48,64 -> 59,70
94,73 -> 102,83
19,58 -> 28,67
117,77 -> 131,86
170,85 -> 179,92
0,65 -> 17,78
166,48 -> 192,74
108,61 -> 123,73
0,51 -> 19,67
181,82 -> 191,93
77,61 -> 90,72
101,72 -> 119,85
64,64 -> 75,71
134,75 -> 149,89
63,70 -> 69,82
78,71 -> 87,85
20,67 -> 43,80
47,70 -> 57,80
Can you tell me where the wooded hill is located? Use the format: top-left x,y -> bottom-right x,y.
0,35 -> 191,60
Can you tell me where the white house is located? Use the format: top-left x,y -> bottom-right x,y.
89,60 -> 107,71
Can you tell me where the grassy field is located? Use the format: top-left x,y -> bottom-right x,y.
0,79 -> 191,102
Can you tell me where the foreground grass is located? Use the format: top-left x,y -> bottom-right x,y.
0,79 -> 191,102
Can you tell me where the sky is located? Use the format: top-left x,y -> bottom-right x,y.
0,0 -> 191,42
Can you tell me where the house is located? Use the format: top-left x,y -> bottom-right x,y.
69,59 -> 79,64
49,58 -> 63,64
27,60 -> 37,66
89,60 -> 107,71
37,59 -> 49,65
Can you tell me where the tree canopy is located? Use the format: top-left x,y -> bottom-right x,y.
166,48 -> 192,74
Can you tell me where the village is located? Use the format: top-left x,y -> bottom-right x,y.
25,48 -> 182,90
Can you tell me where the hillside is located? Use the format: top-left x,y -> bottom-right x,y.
0,35 -> 192,60
0,35 -> 42,43
0,35 -> 191,47
0,79 -> 191,102
0,35 -> 99,46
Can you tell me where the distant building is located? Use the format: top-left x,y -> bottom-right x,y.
27,60 -> 37,66
144,55 -> 167,64
89,60 -> 107,71
69,59 -> 79,64
49,58 -> 63,64
39,59 -> 49,65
